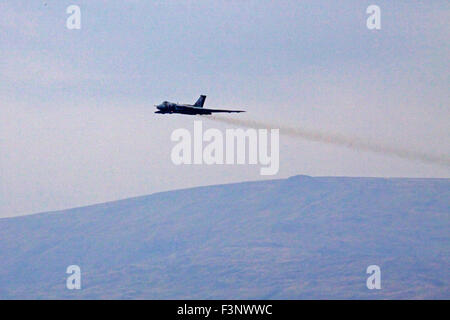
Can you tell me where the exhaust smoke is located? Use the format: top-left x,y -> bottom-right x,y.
203,115 -> 450,167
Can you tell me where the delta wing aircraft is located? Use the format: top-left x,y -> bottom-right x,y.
155,95 -> 245,115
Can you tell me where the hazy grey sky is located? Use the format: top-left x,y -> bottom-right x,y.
1,0 -> 449,217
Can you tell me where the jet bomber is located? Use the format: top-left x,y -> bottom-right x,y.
155,95 -> 245,115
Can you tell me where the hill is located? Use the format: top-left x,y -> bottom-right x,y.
0,175 -> 448,299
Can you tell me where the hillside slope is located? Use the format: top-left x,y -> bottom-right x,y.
0,175 -> 449,299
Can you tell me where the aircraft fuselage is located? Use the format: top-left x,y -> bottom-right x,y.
155,103 -> 213,115
155,95 -> 245,115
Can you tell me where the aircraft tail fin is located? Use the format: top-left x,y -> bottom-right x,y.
194,95 -> 206,107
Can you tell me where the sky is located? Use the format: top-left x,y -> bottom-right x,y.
1,0 -> 449,217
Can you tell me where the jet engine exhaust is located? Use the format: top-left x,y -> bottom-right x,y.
203,115 -> 450,167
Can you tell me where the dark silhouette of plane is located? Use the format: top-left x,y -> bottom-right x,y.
155,95 -> 245,115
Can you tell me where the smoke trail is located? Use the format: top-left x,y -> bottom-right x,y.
203,115 -> 450,167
